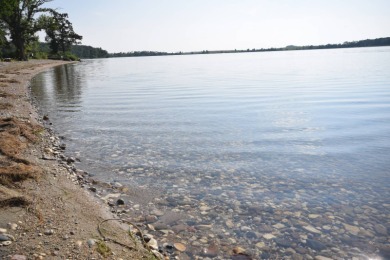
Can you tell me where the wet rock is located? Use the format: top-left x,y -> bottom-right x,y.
172,224 -> 187,233
306,239 -> 326,251
233,246 -> 246,254
173,242 -> 186,252
314,256 -> 333,260
258,224 -> 273,233
226,220 -> 234,228
273,223 -> 285,229
202,243 -> 219,257
116,198 -> 125,205
245,231 -> 257,239
144,215 -> 158,223
275,238 -> 292,248
263,233 -> 275,240
255,242 -> 266,249
374,224 -> 388,236
303,225 -> 322,234
153,223 -> 169,230
343,223 -> 360,235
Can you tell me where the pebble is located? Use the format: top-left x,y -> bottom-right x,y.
263,233 -> 276,240
0,234 -> 10,241
233,246 -> 246,254
306,239 -> 327,251
374,224 -> 388,236
8,223 -> 17,230
1,241 -> 12,246
11,255 -> 27,260
343,224 -> 360,235
255,242 -> 266,248
0,228 -> 6,234
147,238 -> 159,250
273,223 -> 285,229
314,256 -> 333,260
174,242 -> 186,252
303,225 -> 322,234
44,229 -> 54,235
87,239 -> 96,247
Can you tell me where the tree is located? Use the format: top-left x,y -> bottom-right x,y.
42,11 -> 82,55
0,0 -> 52,60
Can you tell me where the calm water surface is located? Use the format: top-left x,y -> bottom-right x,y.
32,47 -> 390,259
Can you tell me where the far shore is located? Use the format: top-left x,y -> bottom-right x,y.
0,60 -> 154,259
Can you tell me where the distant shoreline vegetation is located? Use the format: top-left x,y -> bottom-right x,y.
108,37 -> 390,58
20,36 -> 390,60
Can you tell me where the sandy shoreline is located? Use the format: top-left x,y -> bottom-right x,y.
0,60 -> 153,259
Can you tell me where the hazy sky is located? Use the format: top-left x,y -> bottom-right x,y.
44,0 -> 390,53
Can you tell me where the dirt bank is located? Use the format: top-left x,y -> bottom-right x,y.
0,60 -> 155,259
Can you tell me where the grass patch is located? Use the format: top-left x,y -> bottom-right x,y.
96,240 -> 112,258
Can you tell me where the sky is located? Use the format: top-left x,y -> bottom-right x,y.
43,0 -> 390,53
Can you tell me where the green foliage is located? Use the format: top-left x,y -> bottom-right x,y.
0,0 -> 53,60
70,45 -> 108,59
42,11 -> 82,55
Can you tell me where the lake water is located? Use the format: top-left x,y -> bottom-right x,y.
32,47 -> 390,259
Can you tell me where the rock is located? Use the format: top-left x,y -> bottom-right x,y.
44,229 -> 54,235
275,238 -> 292,248
174,242 -> 186,252
263,233 -> 275,240
11,255 -> 27,260
151,209 -> 164,216
0,228 -> 7,234
374,224 -> 388,236
292,253 -> 303,260
202,243 -> 219,257
43,115 -> 49,120
89,187 -> 97,192
303,225 -> 322,234
112,182 -> 123,188
233,246 -> 245,254
343,223 -> 360,235
87,239 -> 96,247
1,241 -> 12,246
306,239 -> 326,251
308,214 -> 320,219
226,220 -> 234,228
256,242 -> 266,248
273,223 -> 285,229
116,198 -> 125,205
0,234 -> 11,241
314,256 -> 333,260
8,223 -> 17,230
147,238 -> 158,250
145,215 -> 158,223
197,224 -> 212,230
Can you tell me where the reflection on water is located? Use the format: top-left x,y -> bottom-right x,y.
32,48 -> 390,259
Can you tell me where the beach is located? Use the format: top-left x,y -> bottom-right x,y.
0,60 -> 153,259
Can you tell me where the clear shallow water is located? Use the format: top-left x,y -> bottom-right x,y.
32,48 -> 390,259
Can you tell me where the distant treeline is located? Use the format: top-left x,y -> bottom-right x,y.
108,37 -> 390,58
37,43 -> 109,59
